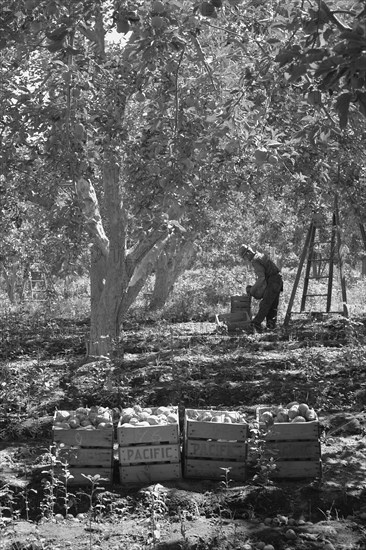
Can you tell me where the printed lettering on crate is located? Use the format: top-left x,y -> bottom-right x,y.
117,405 -> 181,484
183,409 -> 248,481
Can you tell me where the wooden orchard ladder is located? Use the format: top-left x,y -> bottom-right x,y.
284,198 -> 348,326
26,270 -> 48,301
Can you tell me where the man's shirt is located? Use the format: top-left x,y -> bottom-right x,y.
250,252 -> 280,297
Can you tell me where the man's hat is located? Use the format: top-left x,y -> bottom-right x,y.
239,244 -> 254,257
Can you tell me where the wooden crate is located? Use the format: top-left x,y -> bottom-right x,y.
118,406 -> 181,484
230,295 -> 251,312
256,407 -> 321,479
183,409 -> 248,481
215,311 -> 251,331
53,410 -> 114,485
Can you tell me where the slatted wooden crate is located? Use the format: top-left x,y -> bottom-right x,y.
183,409 -> 248,481
230,295 -> 251,312
117,406 -> 181,484
215,311 -> 251,331
256,406 -> 321,479
53,410 -> 114,485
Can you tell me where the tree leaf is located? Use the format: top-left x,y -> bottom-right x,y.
45,26 -> 69,41
274,46 -> 301,67
46,40 -> 65,52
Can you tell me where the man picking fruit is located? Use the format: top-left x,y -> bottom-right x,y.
239,244 -> 283,332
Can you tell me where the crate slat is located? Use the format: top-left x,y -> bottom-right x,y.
231,307 -> 251,313
231,296 -> 251,312
57,447 -> 113,467
117,423 -> 179,446
119,463 -> 181,484
53,428 -> 113,448
53,410 -> 113,448
184,459 -> 246,481
256,407 -> 320,440
263,440 -> 321,460
119,443 -> 180,465
216,311 -> 251,323
118,423 -> 179,446
185,413 -> 248,441
185,439 -> 247,461
269,460 -> 322,479
263,422 -> 320,441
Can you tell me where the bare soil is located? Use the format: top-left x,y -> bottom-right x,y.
1,315 -> 366,550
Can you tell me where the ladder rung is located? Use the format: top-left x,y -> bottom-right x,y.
304,293 -> 329,297
295,311 -> 346,315
307,276 -> 329,279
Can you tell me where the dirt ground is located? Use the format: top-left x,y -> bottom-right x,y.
1,316 -> 366,549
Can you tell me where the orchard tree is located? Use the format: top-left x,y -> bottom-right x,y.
1,0 -> 177,352
2,0 -> 274,354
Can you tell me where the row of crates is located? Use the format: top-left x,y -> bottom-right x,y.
52,406 -> 321,485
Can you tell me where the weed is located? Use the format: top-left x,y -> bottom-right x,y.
318,500 -> 338,522
0,484 -> 14,524
39,443 -> 78,521
39,444 -> 60,519
220,467 -> 233,489
79,474 -> 108,548
55,451 -> 76,518
20,486 -> 38,522
250,423 -> 277,486
139,484 -> 168,549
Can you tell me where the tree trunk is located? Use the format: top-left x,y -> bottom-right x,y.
362,258 -> 366,278
79,162 -> 174,357
87,161 -> 128,356
149,237 -> 196,310
0,260 -> 19,303
89,246 -> 109,355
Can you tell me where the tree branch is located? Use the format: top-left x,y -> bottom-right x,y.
75,177 -> 109,257
78,4 -> 105,58
174,49 -> 185,136
127,233 -> 171,289
189,34 -> 217,92
126,225 -> 170,275
319,1 -> 352,32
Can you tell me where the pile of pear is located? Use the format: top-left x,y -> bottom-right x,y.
259,402 -> 318,424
